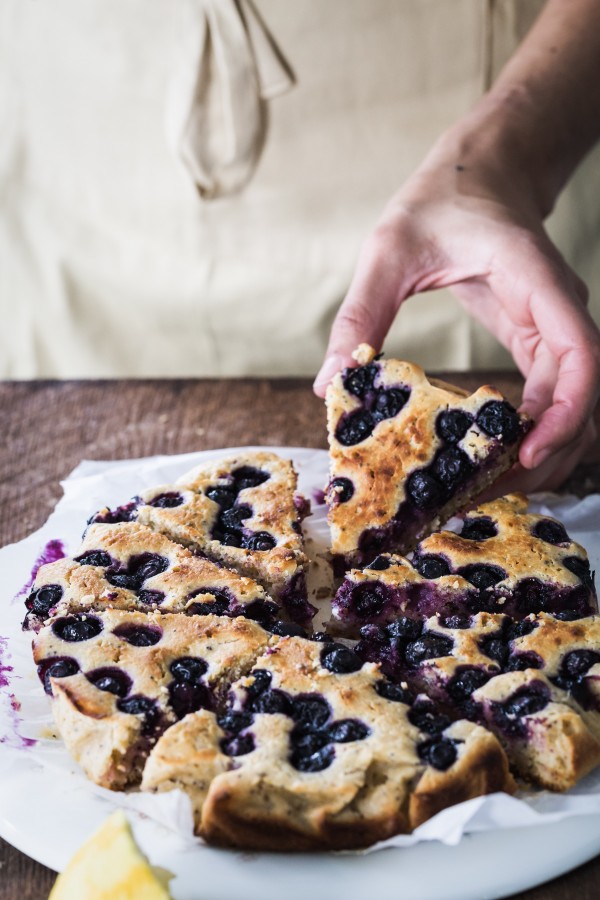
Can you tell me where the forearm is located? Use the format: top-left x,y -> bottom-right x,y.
422,0 -> 600,218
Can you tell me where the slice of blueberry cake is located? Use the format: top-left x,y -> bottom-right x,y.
89,452 -> 314,626
32,611 -> 271,790
356,611 -> 600,790
325,344 -> 531,570
331,494 -> 597,633
24,522 -> 279,631
141,634 -> 513,850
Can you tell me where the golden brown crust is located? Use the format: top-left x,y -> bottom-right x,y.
326,345 -> 530,561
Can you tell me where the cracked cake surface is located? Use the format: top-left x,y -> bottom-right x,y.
24,521 -> 280,631
325,345 -> 531,569
356,610 -> 600,791
331,494 -> 597,633
88,451 -> 314,626
32,610 -> 271,790
141,634 -> 514,850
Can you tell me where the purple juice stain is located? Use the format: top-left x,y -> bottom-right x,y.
13,539 -> 67,605
0,636 -> 37,748
312,489 -> 326,506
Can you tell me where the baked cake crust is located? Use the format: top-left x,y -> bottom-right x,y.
331,494 -> 597,633
33,611 -> 271,790
326,345 -> 531,568
142,635 -> 514,850
24,522 -> 278,631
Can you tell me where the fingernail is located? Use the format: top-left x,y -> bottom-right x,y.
313,355 -> 344,391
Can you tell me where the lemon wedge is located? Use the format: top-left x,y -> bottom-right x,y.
49,809 -> 172,899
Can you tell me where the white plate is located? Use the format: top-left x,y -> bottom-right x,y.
1,446 -> 600,899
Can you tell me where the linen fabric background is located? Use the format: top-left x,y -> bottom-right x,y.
1,0 -> 599,379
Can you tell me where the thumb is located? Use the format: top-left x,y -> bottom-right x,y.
313,229 -> 411,396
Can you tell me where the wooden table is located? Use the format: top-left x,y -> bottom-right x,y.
1,375 -> 599,900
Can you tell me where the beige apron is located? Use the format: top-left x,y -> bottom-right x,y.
1,0 -> 599,378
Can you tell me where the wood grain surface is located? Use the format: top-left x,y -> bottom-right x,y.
1,375 -> 599,900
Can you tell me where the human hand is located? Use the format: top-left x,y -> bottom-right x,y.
313,128 -> 600,493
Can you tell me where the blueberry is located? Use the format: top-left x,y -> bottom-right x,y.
320,644 -> 363,674
328,477 -> 354,504
232,466 -> 270,491
506,652 -> 543,671
169,656 -> 208,683
240,599 -> 279,626
186,596 -> 230,616
327,719 -> 370,743
533,519 -> 570,546
221,734 -> 255,756
244,532 -> 276,552
418,738 -> 457,770
351,582 -> 389,618
476,400 -> 521,442
439,615 -> 471,630
407,470 -> 444,509
206,486 -> 237,509
335,410 -> 375,446
366,555 -> 391,571
311,631 -> 334,643
117,695 -> 157,717
291,730 -> 330,756
479,635 -> 509,667
561,649 -> 600,680
342,363 -> 378,398
91,501 -> 138,524
460,517 -> 497,541
129,553 -> 169,584
217,711 -> 254,734
447,667 -> 490,701
112,623 -> 162,647
137,589 -> 165,606
554,609 -> 585,622
187,587 -> 232,612
214,529 -> 244,548
86,666 -> 132,697
432,447 -> 473,492
290,744 -> 335,772
503,685 -> 549,718
26,584 -> 63,616
220,505 -> 252,529
168,681 -> 212,718
386,617 -> 423,641
372,388 -> 409,422
291,694 -> 332,731
459,564 -> 506,590
74,551 -> 113,567
375,681 -> 413,705
506,619 -> 538,641
409,699 -> 451,734
246,669 -> 272,698
436,409 -> 472,443
37,656 -> 79,695
148,492 -> 184,509
563,556 -> 595,590
52,615 -> 103,642
269,621 -> 308,638
250,688 -> 292,716
413,555 -> 451,580
404,634 -> 454,666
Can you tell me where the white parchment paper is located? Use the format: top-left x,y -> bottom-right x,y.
1,446 -> 599,854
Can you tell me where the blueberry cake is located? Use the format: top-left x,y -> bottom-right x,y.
357,611 -> 600,790
32,611 -> 271,789
325,344 -> 531,569
141,634 -> 513,850
331,494 -> 597,633
24,522 -> 279,631
89,452 -> 314,626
